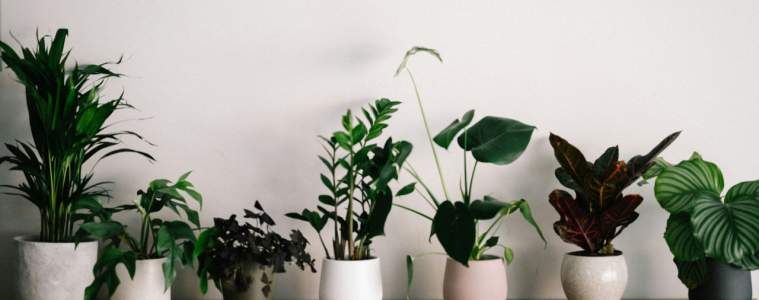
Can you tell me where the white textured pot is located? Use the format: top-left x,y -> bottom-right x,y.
109,257 -> 170,300
222,261 -> 276,300
443,255 -> 508,300
14,235 -> 98,300
561,251 -> 628,300
319,257 -> 382,300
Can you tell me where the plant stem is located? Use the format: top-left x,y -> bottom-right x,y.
405,68 -> 451,202
468,161 -> 478,200
347,145 -> 356,259
318,233 -> 331,259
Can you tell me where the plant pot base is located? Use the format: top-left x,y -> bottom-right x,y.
688,258 -> 751,300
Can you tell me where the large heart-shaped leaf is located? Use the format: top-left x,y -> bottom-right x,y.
692,180 -> 759,264
457,117 -> 535,165
665,212 -> 704,261
654,158 -> 723,214
469,196 -> 521,220
433,110 -> 474,149
549,190 -> 600,253
434,201 -> 476,267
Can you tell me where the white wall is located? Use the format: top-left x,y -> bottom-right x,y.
1,1 -> 759,299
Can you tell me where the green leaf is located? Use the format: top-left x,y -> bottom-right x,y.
503,247 -> 514,266
80,221 -> 125,240
394,46 -> 442,77
193,227 -> 220,260
320,174 -> 334,191
157,221 -> 197,291
318,195 -> 336,206
84,248 -> 137,300
470,196 -> 520,220
433,110 -> 474,149
308,211 -> 326,232
406,255 -> 414,300
485,236 -> 499,247
366,187 -> 394,240
692,180 -> 759,264
638,157 -> 674,186
664,212 -> 704,261
674,257 -> 708,289
458,117 -> 535,165
434,201 -> 476,267
333,132 -> 352,151
654,158 -> 724,214
352,122 -> 367,144
519,200 -> 546,247
396,183 -> 416,197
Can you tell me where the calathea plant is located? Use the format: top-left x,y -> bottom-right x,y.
0,29 -> 153,242
287,98 -> 412,260
78,172 -> 202,300
194,201 -> 316,297
642,152 -> 759,288
394,47 -> 545,297
548,132 -> 680,254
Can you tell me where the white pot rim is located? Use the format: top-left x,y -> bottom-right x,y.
446,255 -> 504,263
14,235 -> 97,244
322,256 -> 379,262
566,250 -> 624,257
135,257 -> 168,262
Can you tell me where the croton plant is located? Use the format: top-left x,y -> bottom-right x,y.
548,131 -> 680,254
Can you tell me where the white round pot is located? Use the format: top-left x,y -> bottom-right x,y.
14,235 -> 98,300
561,251 -> 628,300
443,255 -> 508,300
109,257 -> 170,300
222,261 -> 276,300
319,257 -> 382,300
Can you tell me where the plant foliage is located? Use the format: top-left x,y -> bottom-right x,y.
194,202 -> 316,297
0,29 -> 153,243
643,152 -> 759,289
79,172 -> 202,299
548,132 -> 679,254
287,98 -> 412,260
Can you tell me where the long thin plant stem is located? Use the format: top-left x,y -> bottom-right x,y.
405,68 -> 451,202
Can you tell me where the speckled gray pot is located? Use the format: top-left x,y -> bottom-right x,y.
561,251 -> 628,300
13,235 -> 98,300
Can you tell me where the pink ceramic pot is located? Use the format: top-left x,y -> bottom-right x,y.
442,255 -> 507,300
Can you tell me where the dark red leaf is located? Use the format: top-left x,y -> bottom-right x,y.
600,194 -> 643,243
549,133 -> 592,191
584,161 -> 628,211
549,190 -> 600,253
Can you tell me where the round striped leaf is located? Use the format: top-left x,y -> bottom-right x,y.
664,212 -> 704,261
692,185 -> 759,264
736,251 -> 759,270
654,158 -> 723,214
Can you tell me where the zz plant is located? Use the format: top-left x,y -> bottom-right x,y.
287,99 -> 412,260
548,132 -> 680,254
79,172 -> 202,300
642,152 -> 759,289
0,29 -> 153,243
394,47 -> 545,298
194,201 -> 316,297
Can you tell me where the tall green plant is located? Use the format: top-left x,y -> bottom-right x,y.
643,153 -> 759,289
0,29 -> 153,242
287,99 -> 412,260
394,47 -> 545,299
79,172 -> 202,300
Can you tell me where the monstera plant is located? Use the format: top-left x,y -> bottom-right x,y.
548,132 -> 680,254
394,47 -> 545,298
642,152 -> 759,289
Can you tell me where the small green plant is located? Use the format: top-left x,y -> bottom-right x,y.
394,47 -> 545,299
78,172 -> 202,300
643,152 -> 759,289
287,99 -> 412,260
547,132 -> 679,254
0,29 -> 153,243
194,202 -> 316,297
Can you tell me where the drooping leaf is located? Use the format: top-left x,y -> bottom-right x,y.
664,212 -> 704,262
470,196 -> 520,220
599,194 -> 643,243
503,247 -> 514,266
518,200 -> 546,247
157,221 -> 197,291
394,46 -> 442,77
674,257 -> 709,289
654,158 -> 723,214
366,187 -> 394,240
434,201 -> 476,267
621,131 -> 681,190
83,248 -> 137,300
433,110 -> 474,149
457,117 -> 535,165
549,190 -> 600,253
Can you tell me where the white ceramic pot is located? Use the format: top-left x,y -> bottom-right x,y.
319,257 -> 382,300
443,255 -> 508,300
109,257 -> 170,300
222,261 -> 276,300
561,251 -> 628,300
13,235 -> 98,300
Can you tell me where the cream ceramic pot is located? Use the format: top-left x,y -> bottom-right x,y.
109,257 -> 170,300
14,235 -> 98,300
222,261 -> 276,300
319,257 -> 382,300
561,251 -> 628,300
443,255 -> 508,300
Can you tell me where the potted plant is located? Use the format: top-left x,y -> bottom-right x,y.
0,29 -> 153,300
286,98 -> 412,300
642,152 -> 759,300
194,201 -> 316,300
77,172 -> 202,300
394,47 -> 545,300
547,132 -> 680,300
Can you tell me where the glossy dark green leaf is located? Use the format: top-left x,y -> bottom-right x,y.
193,227 -> 220,260
674,257 -> 708,289
366,187 -> 394,240
485,236 -> 499,247
333,132 -> 352,151
320,174 -> 334,192
434,201 -> 476,267
518,200 -> 546,247
157,221 -> 197,291
83,248 -> 137,300
458,117 -> 535,165
470,196 -> 520,220
433,110 -> 474,149
79,221 -> 125,240
396,183 -> 417,197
